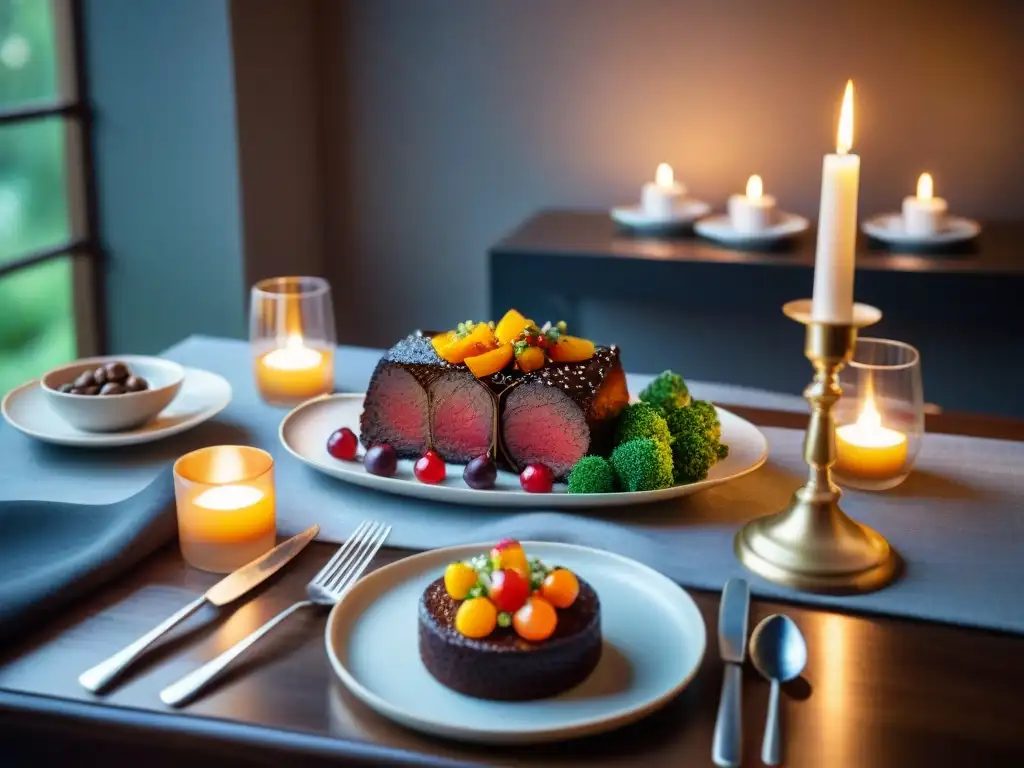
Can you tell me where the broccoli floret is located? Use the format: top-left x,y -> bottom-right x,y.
640,371 -> 691,414
665,403 -> 727,483
611,438 -> 674,492
690,399 -> 722,443
615,402 -> 672,446
718,444 -> 729,459
567,455 -> 617,494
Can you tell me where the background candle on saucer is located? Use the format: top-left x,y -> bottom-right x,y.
250,276 -> 336,406
811,80 -> 859,323
902,172 -> 948,236
173,445 -> 276,573
641,162 -> 686,219
727,175 -> 778,233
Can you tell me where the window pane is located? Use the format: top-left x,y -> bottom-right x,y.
0,117 -> 70,262
0,256 -> 76,395
0,0 -> 59,107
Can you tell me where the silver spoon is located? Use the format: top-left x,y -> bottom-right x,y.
749,614 -> 808,766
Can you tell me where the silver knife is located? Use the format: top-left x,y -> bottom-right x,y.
79,524 -> 320,692
712,578 -> 751,767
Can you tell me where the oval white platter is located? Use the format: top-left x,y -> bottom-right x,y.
325,541 -> 706,744
280,393 -> 768,508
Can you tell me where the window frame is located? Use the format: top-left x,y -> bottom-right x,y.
0,0 -> 104,356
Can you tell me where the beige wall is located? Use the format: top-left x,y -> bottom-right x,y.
315,0 -> 1023,345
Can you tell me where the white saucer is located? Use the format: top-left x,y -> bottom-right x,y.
279,393 -> 768,509
610,200 -> 712,233
1,366 -> 232,447
694,212 -> 809,245
862,213 -> 981,246
325,541 -> 706,744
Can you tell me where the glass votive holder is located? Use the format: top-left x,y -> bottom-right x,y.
173,445 -> 277,573
833,338 -> 924,491
250,276 -> 336,407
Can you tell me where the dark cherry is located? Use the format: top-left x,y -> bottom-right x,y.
463,454 -> 497,489
73,371 -> 96,389
364,444 -> 397,477
104,361 -> 129,383
57,383 -> 74,394
93,367 -> 108,386
327,427 -> 359,461
520,462 -> 554,493
414,450 -> 446,484
100,382 -> 126,395
124,375 -> 149,392
81,385 -> 100,396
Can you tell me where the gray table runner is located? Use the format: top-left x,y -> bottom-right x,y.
2,335 -> 1022,634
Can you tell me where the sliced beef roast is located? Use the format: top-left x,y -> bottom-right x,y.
500,346 -> 628,479
359,364 -> 430,457
361,333 -> 628,477
430,368 -> 494,463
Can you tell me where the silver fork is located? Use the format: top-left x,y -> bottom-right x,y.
159,519 -> 390,707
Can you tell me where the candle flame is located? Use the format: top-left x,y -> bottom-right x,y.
855,392 -> 883,431
917,172 -> 933,201
746,174 -> 763,200
655,162 -> 674,187
836,80 -> 854,155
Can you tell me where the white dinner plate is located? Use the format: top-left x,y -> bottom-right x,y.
279,393 -> 768,508
1,367 -> 232,447
610,200 -> 712,232
325,541 -> 706,744
862,213 -> 981,246
694,212 -> 810,245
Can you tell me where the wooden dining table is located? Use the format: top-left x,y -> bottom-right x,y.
1,405 -> 1023,767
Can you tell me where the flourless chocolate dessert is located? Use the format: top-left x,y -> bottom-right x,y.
418,541 -> 602,701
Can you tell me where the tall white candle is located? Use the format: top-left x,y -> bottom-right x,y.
811,81 -> 860,323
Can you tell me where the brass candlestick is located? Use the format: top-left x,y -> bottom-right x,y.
735,299 -> 897,593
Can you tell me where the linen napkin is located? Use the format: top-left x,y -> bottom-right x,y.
0,466 -> 178,645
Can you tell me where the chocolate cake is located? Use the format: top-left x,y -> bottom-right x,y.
360,333 -> 628,478
418,576 -> 602,700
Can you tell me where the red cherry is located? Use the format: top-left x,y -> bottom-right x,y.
520,463 -> 553,493
414,450 -> 446,484
327,427 -> 358,460
494,537 -> 521,552
488,568 -> 530,613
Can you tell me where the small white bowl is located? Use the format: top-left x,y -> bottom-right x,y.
41,355 -> 185,433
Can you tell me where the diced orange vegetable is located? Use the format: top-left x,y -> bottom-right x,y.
431,330 -> 455,354
465,343 -> 513,378
548,335 -> 595,363
494,309 -> 529,345
515,345 -> 546,373
438,323 -> 498,364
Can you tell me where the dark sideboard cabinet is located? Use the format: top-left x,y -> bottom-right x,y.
489,210 -> 1024,418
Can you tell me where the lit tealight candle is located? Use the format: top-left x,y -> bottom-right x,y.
254,334 -> 334,406
902,172 -> 948,237
173,446 -> 277,573
641,162 -> 687,219
728,174 -> 778,233
834,395 -> 908,481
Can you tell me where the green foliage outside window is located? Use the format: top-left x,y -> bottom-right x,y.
0,0 -> 76,397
